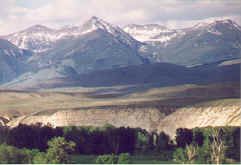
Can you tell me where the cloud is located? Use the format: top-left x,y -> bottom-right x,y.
0,0 -> 241,35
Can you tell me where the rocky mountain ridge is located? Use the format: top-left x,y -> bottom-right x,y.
4,16 -> 140,53
0,17 -> 240,87
138,19 -> 241,66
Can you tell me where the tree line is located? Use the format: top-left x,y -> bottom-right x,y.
0,124 -> 240,164
0,123 -> 169,155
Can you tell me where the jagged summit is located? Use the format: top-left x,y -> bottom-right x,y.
80,16 -> 140,47
82,16 -> 118,34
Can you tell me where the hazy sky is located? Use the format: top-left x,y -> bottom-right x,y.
1,0 -> 241,35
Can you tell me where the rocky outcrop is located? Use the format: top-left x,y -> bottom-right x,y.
0,116 -> 9,126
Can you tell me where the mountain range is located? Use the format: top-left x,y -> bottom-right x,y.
136,19 -> 241,66
0,17 -> 240,88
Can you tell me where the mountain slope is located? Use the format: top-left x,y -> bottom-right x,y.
0,39 -> 31,83
3,59 -> 239,89
75,59 -> 240,87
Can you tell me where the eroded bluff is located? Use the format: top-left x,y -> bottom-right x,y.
7,108 -> 165,132
158,100 -> 240,139
7,99 -> 240,138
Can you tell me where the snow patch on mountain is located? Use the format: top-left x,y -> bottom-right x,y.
123,24 -> 178,43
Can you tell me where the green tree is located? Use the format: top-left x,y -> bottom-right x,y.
0,144 -> 26,163
22,148 -> 40,164
46,137 -> 76,164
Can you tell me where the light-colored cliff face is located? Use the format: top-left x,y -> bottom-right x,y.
7,99 -> 240,138
158,99 -> 240,139
8,108 -> 165,132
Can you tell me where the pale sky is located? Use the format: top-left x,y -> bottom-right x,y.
1,0 -> 241,35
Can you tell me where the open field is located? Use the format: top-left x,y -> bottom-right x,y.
0,82 -> 239,120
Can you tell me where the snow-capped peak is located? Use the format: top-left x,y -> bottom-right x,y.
123,23 -> 177,42
5,24 -> 58,53
193,19 -> 240,30
190,19 -> 241,36
81,16 -> 118,35
80,16 -> 139,47
5,16 -> 139,53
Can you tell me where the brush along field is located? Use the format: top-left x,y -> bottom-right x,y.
0,82 -> 239,120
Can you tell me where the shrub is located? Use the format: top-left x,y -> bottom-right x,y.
33,152 -> 48,164
95,154 -> 118,164
173,144 -> 197,164
95,153 -> 131,164
118,153 -> 131,164
173,147 -> 186,164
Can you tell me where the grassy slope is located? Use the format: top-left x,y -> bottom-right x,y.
0,82 -> 239,120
